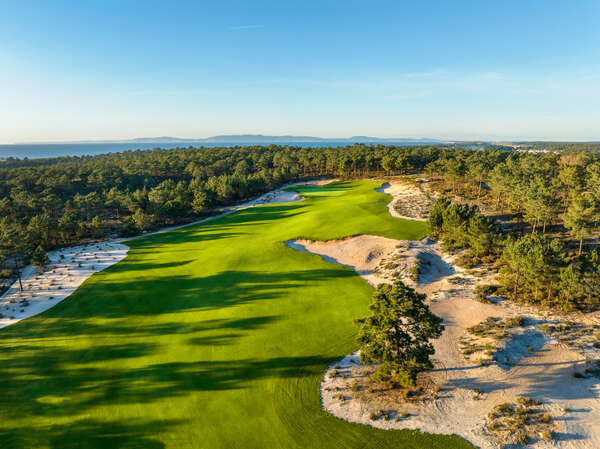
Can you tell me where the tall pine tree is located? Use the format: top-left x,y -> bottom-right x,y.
356,281 -> 443,387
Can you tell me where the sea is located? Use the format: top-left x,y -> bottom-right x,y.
0,140 -> 437,160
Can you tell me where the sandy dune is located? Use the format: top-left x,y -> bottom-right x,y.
288,181 -> 600,449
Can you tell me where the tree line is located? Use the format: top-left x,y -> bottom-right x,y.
0,144 -> 440,285
427,150 -> 600,310
1,144 -> 599,310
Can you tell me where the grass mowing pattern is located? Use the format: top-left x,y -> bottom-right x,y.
0,181 -> 473,449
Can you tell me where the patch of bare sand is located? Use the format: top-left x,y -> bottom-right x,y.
0,241 -> 128,329
287,233 -> 600,448
286,235 -> 403,286
376,180 -> 434,221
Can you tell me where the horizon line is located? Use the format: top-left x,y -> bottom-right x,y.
5,134 -> 600,146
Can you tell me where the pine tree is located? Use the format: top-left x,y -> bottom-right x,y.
355,281 -> 444,387
563,193 -> 595,255
32,245 -> 50,268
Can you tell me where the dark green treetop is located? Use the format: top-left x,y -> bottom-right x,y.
355,280 -> 444,387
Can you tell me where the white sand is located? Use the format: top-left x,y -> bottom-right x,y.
0,242 -> 128,329
0,179 -> 334,329
286,235 -> 402,287
376,180 -> 431,221
287,181 -> 600,449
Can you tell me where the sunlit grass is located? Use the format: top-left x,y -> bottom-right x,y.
0,181 -> 471,449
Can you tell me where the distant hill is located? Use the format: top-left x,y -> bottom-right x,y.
17,135 -> 448,145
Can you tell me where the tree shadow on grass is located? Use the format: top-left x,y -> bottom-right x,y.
47,268 -> 356,318
128,203 -> 307,252
3,315 -> 282,343
0,418 -> 181,449
0,337 -> 337,418
104,259 -> 195,275
0,313 -> 289,421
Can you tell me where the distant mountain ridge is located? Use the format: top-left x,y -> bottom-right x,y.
16,135 -> 447,145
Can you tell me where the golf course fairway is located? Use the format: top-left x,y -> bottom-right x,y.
0,180 -> 473,449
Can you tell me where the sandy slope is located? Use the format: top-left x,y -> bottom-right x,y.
0,179 -> 333,330
286,235 -> 401,287
287,181 -> 600,449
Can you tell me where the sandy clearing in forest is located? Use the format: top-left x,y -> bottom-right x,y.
376,180 -> 432,221
0,179 -> 335,330
286,181 -> 600,449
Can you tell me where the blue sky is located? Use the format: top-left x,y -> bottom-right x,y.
2,0 -> 599,142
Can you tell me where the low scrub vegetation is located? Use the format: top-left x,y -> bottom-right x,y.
486,398 -> 554,448
459,316 -> 528,364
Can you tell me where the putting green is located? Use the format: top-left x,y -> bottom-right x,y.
0,181 -> 472,449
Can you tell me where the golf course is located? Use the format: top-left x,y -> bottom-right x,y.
0,181 -> 472,449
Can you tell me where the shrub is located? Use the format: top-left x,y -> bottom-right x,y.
505,315 -> 525,327
409,261 -> 421,282
515,431 -> 529,445
475,284 -> 498,302
381,380 -> 394,390
493,403 -> 514,415
540,429 -> 553,441
517,396 -> 535,406
382,262 -> 397,271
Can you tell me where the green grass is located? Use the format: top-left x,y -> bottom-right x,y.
0,180 -> 472,449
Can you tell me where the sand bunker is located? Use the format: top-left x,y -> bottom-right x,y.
0,241 -> 128,329
286,235 -> 403,286
246,179 -> 334,206
286,181 -> 600,449
376,180 -> 433,221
